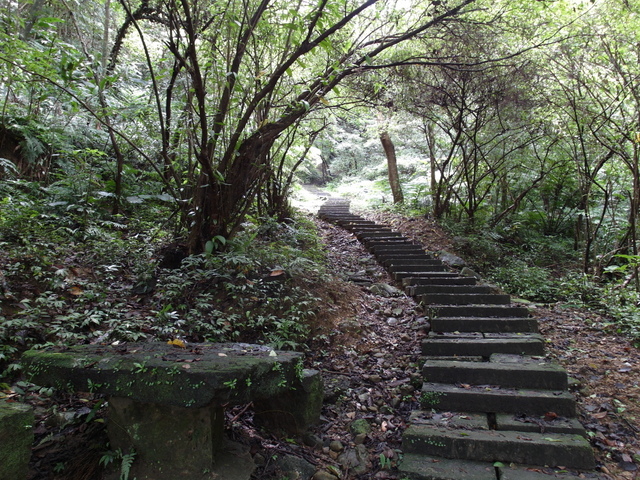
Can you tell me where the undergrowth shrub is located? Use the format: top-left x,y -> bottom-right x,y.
151,214 -> 327,350
488,258 -> 558,302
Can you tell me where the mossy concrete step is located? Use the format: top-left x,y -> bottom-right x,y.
365,239 -> 416,247
403,276 -> 477,286
431,317 -> 539,333
388,259 -> 444,267
395,271 -> 459,281
402,423 -> 595,470
419,382 -> 576,416
496,413 -> 587,437
423,332 -> 545,357
409,410 -> 586,441
371,245 -> 425,254
390,265 -> 449,273
0,399 -> 34,480
431,305 -> 530,317
409,285 -> 492,295
378,255 -> 436,266
422,355 -> 567,390
399,453 -> 596,480
357,232 -> 404,240
419,293 -> 511,305
399,453 -> 497,480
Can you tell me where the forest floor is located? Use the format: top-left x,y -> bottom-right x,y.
13,208 -> 640,479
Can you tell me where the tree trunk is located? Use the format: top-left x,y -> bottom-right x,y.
380,131 -> 404,204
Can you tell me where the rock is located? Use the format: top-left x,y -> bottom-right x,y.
302,433 -> 324,449
437,250 -> 466,267
276,454 -> 316,480
369,283 -> 403,297
329,440 -> 344,452
312,470 -> 339,480
354,433 -> 367,444
337,445 -> 371,475
350,418 -> 372,436
460,266 -> 482,279
387,317 -> 398,326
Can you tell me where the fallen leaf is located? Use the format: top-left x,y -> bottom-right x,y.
69,286 -> 83,296
181,364 -> 191,369
167,339 -> 186,348
592,411 -> 608,419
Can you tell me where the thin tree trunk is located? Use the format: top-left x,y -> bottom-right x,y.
380,130 -> 404,204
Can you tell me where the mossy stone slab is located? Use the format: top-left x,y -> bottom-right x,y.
0,398 -> 34,480
22,342 -> 305,408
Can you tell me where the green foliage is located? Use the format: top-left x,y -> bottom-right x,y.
152,214 -> 326,349
488,259 -> 558,302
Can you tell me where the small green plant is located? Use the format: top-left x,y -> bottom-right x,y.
379,453 -> 392,469
419,391 -> 444,408
223,379 -> 238,389
99,448 -> 136,480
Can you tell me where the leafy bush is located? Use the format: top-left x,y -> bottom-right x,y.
488,258 -> 558,302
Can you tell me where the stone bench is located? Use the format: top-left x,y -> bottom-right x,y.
0,398 -> 33,480
22,342 -> 323,479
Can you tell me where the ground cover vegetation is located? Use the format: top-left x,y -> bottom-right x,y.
1,0 -> 640,477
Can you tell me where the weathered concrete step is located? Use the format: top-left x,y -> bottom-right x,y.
423,333 -> 545,357
356,230 -> 407,240
403,275 -> 476,286
365,239 -> 416,247
409,410 -> 587,441
378,255 -> 436,266
422,355 -> 567,390
496,413 -> 587,437
390,265 -> 449,273
409,285 -> 491,295
371,245 -> 425,254
400,452 -> 596,480
395,271 -> 460,281
431,305 -> 530,317
419,293 -> 511,305
419,383 -> 576,417
402,423 -> 595,470
431,317 -> 539,333
387,259 -> 444,267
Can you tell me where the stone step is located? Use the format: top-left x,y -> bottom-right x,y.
431,305 -> 530,317
371,245 -> 425,254
422,355 -> 567,390
387,259 -> 444,267
349,227 -> 393,234
402,275 -> 476,286
389,265 -> 449,273
338,220 -> 375,226
365,239 -> 415,248
402,423 -> 594,470
419,382 -> 576,417
356,231 -> 404,239
409,285 -> 492,295
378,255 -> 436,266
400,453 -> 595,480
419,293 -> 511,305
431,317 -> 539,333
394,271 -> 459,281
423,333 -> 545,357
399,453 -> 497,480
495,413 -> 587,437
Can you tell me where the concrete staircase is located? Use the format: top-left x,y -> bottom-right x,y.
316,195 -> 597,480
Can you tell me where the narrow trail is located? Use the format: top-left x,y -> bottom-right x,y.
311,188 -> 602,480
